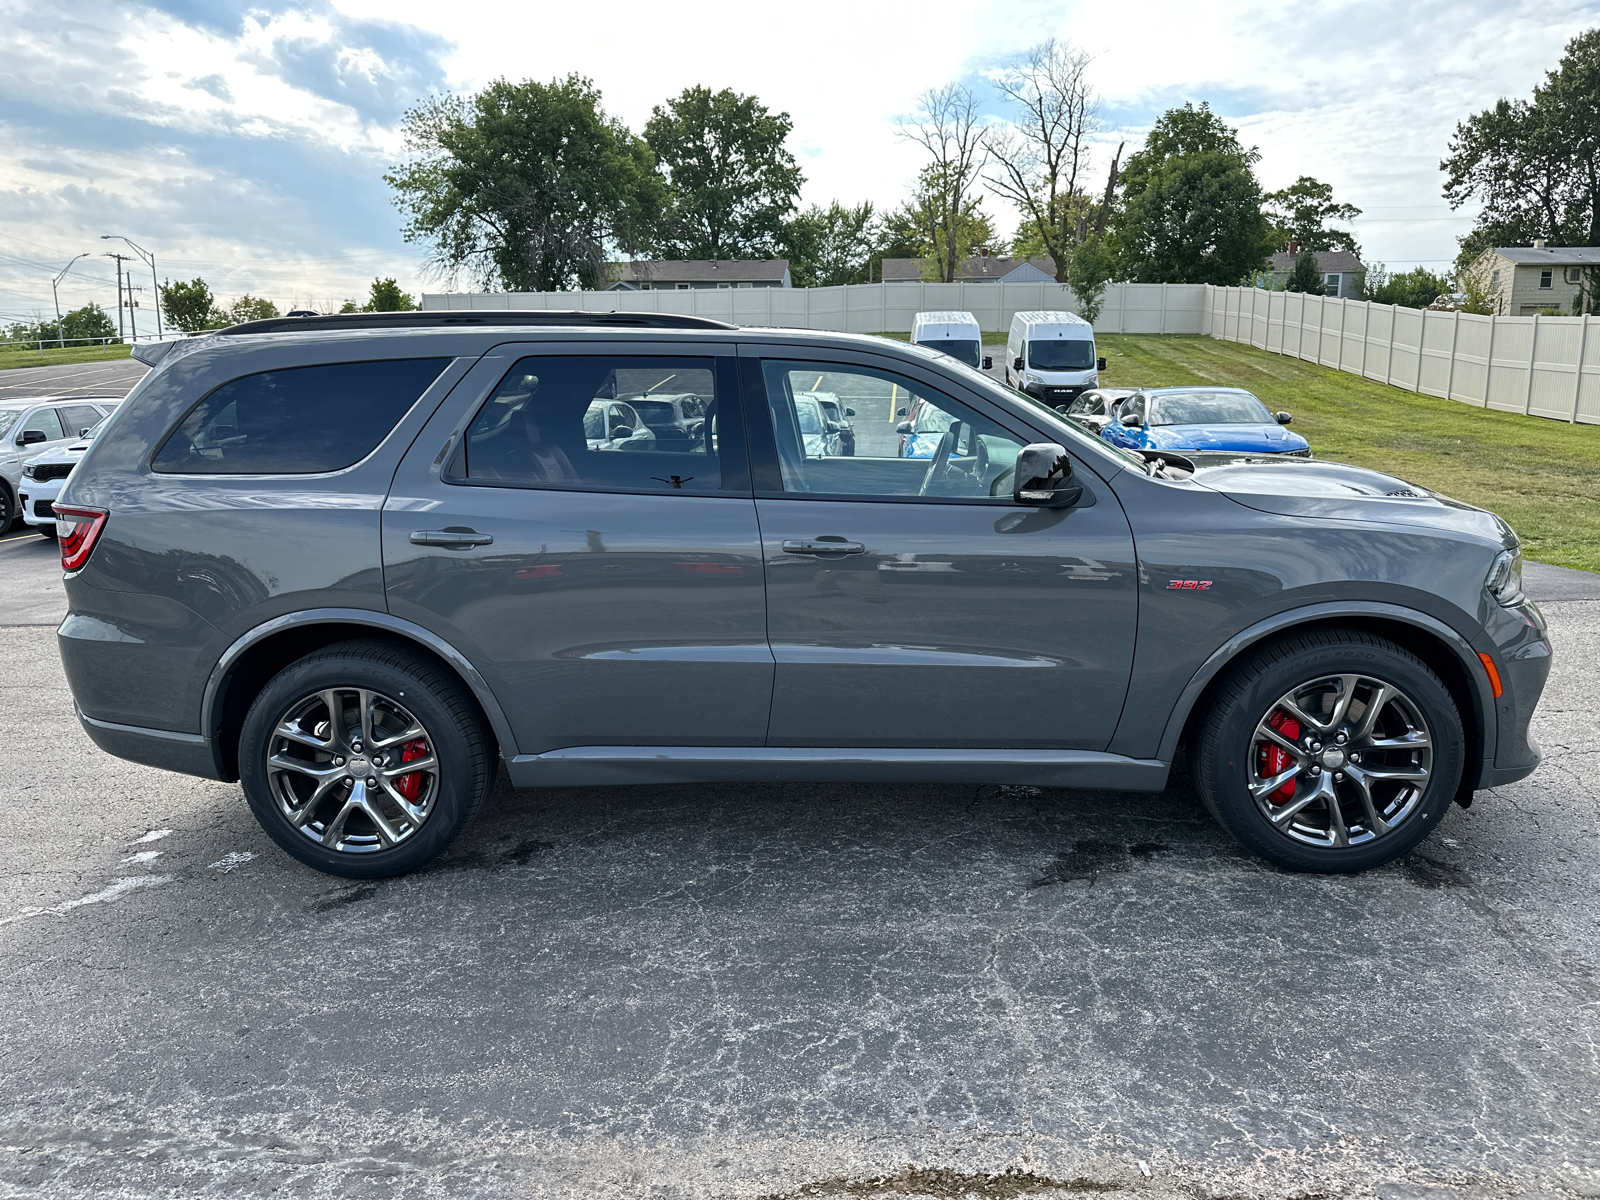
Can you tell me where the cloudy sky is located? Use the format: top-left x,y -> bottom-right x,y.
2,0 -> 1596,326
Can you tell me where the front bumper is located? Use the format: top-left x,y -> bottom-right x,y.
18,476 -> 65,528
1473,597 -> 1552,792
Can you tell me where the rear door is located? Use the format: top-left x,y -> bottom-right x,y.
743,348 -> 1139,750
383,343 -> 771,755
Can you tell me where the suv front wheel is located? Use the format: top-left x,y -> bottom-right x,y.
1195,629 -> 1464,873
239,639 -> 493,877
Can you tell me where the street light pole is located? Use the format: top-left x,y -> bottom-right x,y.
101,235 -> 162,337
51,253 -> 91,349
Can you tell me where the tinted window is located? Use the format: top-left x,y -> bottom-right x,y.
60,405 -> 104,437
153,358 -> 449,474
1027,339 -> 1095,370
456,356 -> 731,494
761,360 -> 1024,500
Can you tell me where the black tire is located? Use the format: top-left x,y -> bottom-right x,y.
239,639 -> 494,878
0,484 -> 15,533
1194,628 -> 1464,873
36,522 -> 57,539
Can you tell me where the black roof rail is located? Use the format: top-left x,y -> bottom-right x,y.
217,310 -> 737,335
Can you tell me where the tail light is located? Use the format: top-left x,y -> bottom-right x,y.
55,506 -> 108,572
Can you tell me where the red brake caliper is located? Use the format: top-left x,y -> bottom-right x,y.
394,739 -> 429,802
1259,711 -> 1301,805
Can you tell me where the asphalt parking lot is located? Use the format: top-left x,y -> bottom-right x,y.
2,358 -> 1600,1199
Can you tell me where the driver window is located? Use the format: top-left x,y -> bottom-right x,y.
760,360 -> 1023,500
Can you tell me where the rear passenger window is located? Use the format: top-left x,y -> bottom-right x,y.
59,405 -> 104,437
452,356 -> 732,494
152,358 -> 450,475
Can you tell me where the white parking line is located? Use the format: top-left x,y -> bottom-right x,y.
131,829 -> 172,844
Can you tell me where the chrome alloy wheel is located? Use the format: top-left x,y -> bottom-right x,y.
266,687 -> 439,853
1248,673 -> 1433,849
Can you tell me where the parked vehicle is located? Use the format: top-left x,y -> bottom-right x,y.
1060,387 -> 1142,434
18,411 -> 116,536
0,395 -> 121,531
581,398 -> 656,451
1102,387 -> 1311,457
620,391 -> 708,448
813,395 -> 856,456
1005,311 -> 1106,404
58,310 -> 1548,881
912,311 -> 988,370
794,393 -> 842,457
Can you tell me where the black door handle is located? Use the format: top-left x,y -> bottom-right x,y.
782,537 -> 865,556
410,528 -> 494,548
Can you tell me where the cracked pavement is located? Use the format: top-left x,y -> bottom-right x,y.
1,505 -> 1598,1198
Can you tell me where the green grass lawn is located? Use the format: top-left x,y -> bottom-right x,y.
1098,334 -> 1600,573
0,343 -> 132,371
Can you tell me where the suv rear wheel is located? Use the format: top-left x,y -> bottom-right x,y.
239,639 -> 493,877
1195,629 -> 1464,873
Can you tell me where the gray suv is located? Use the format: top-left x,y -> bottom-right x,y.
55,312 -> 1550,878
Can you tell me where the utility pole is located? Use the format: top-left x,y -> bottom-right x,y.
51,253 -> 91,349
105,253 -> 134,341
126,284 -> 141,341
101,235 -> 162,336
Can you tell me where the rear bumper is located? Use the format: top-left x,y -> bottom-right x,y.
75,705 -> 225,781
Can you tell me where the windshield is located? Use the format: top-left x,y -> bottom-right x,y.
0,409 -> 22,437
1028,339 -> 1096,371
1151,392 -> 1273,426
918,338 -> 982,368
628,400 -> 679,424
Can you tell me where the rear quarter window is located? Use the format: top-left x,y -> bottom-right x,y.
151,358 -> 451,475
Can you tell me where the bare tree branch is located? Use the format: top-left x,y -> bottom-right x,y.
897,84 -> 990,282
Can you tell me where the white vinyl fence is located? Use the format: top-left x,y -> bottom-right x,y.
1206,285 -> 1600,426
423,280 -> 1210,336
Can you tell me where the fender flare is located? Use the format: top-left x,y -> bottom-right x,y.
201,608 -> 520,764
1153,600 -> 1496,763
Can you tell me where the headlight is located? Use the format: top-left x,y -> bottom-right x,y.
1487,548 -> 1524,606
22,465 -> 34,479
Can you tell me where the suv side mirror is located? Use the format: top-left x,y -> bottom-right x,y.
983,355 -> 993,370
18,429 -> 46,446
1013,356 -> 1024,371
609,425 -> 634,439
1096,356 -> 1108,372
895,421 -> 913,435
1275,411 -> 1292,425
1120,413 -> 1143,428
844,408 -> 855,417
895,406 -> 907,417
1013,443 -> 1082,508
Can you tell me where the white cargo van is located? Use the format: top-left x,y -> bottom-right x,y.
1005,311 -> 1105,404
911,311 -> 988,370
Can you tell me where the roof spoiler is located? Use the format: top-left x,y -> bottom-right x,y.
130,340 -> 182,367
217,311 -> 737,335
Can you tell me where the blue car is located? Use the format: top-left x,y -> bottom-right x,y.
1100,387 -> 1310,458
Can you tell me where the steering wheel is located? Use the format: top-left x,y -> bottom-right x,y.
972,434 -> 990,489
917,422 -> 963,496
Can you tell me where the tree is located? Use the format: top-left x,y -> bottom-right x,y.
1285,247 -> 1325,294
645,86 -> 803,260
228,295 -> 279,323
364,277 -> 416,311
386,75 -> 665,291
1065,237 -> 1113,323
161,278 -> 225,332
1263,176 -> 1361,256
1443,28 -> 1600,273
1110,102 -> 1273,285
984,40 -> 1098,283
1366,265 -> 1451,309
783,201 -> 878,287
897,84 -> 989,282
59,303 -> 115,343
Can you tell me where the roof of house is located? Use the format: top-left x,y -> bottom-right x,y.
607,259 -> 789,283
1267,250 -> 1364,273
880,255 -> 1059,283
1493,246 -> 1600,265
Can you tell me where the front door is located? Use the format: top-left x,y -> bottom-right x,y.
745,353 -> 1138,750
384,347 -> 771,755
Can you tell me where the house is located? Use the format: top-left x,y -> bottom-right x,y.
604,260 -> 791,290
1466,242 -> 1600,315
878,252 -> 1059,284
1260,244 -> 1364,298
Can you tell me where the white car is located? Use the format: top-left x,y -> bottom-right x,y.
18,410 -> 116,537
582,399 -> 656,451
0,395 -> 120,531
